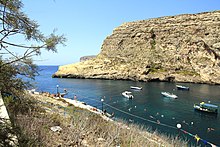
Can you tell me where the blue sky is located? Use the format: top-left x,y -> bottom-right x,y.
21,0 -> 220,65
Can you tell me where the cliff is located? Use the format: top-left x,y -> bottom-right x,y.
54,11 -> 220,84
80,55 -> 96,62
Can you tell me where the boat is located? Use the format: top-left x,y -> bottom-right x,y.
176,85 -> 189,90
130,86 -> 142,90
122,91 -> 134,99
194,102 -> 218,114
161,92 -> 178,99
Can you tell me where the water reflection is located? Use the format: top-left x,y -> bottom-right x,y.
194,110 -> 218,120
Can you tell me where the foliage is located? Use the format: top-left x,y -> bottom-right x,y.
0,120 -> 17,147
0,60 -> 28,97
0,0 -> 66,97
176,70 -> 199,76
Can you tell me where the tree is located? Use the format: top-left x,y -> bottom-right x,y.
0,0 -> 66,97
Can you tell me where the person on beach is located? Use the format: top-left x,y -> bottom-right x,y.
57,92 -> 61,98
74,95 -> 77,100
63,89 -> 68,95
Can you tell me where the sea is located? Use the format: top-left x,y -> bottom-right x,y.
32,66 -> 220,146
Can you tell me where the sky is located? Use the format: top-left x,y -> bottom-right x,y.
20,0 -> 220,66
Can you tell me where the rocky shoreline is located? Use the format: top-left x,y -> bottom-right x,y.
53,11 -> 220,85
29,92 -> 185,146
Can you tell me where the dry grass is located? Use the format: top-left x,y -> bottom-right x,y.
4,93 -> 187,147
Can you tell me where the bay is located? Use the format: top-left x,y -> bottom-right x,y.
33,66 -> 220,146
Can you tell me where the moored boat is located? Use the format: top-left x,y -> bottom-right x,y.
161,92 -> 178,99
122,91 -> 134,99
194,102 -> 218,113
130,86 -> 142,90
176,85 -> 189,90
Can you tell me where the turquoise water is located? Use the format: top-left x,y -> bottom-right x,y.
34,66 -> 220,146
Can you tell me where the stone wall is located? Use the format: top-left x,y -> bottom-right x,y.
53,11 -> 220,84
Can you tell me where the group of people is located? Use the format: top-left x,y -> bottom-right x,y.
40,89 -> 80,101
41,91 -> 63,98
41,89 -> 68,98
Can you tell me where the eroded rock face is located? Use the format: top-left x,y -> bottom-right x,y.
80,55 -> 96,62
54,11 -> 220,84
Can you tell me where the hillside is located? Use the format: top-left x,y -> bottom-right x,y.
2,93 -> 185,146
53,11 -> 220,84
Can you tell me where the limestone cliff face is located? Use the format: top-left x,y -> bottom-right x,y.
54,11 -> 220,84
80,55 -> 96,62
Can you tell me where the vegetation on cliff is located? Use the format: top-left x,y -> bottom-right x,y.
54,11 -> 220,84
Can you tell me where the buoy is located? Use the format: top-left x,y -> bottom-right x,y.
176,123 -> 182,129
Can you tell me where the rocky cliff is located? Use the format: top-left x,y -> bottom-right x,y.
80,55 -> 96,62
54,11 -> 220,84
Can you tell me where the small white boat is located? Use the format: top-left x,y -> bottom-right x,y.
130,86 -> 142,90
176,85 -> 189,90
161,92 -> 178,99
122,91 -> 134,99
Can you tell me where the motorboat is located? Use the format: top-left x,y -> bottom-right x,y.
176,85 -> 189,90
122,91 -> 134,99
161,92 -> 178,99
130,86 -> 142,90
194,102 -> 218,114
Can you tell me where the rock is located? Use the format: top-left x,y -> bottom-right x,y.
81,140 -> 89,146
97,138 -> 105,141
213,42 -> 220,49
80,55 -> 96,62
50,126 -> 62,132
54,11 -> 220,84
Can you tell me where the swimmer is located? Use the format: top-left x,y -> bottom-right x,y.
157,120 -> 160,124
207,127 -> 215,132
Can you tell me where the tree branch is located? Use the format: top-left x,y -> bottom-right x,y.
1,40 -> 45,49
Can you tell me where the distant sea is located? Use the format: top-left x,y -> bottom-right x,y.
33,66 -> 220,146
